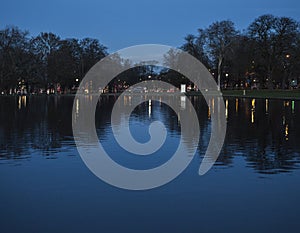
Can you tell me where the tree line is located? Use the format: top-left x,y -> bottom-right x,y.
1,14 -> 300,94
0,27 -> 107,94
181,14 -> 300,89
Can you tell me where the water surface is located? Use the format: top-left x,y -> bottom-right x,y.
1,95 -> 300,233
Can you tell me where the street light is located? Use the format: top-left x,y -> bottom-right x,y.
286,54 -> 290,59
225,73 -> 229,77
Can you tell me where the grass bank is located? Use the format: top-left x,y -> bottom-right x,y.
221,89 -> 300,100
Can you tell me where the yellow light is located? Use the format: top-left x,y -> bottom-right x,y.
124,96 -> 127,106
211,98 -> 215,114
285,124 -> 289,140
225,99 -> 228,119
235,98 -> 239,113
22,96 -> 26,108
251,99 -> 255,109
284,101 -> 290,107
18,96 -> 21,109
251,96 -> 256,123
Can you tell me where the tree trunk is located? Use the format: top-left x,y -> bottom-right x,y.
217,55 -> 223,91
282,68 -> 288,89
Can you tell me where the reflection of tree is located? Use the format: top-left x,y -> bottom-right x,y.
224,98 -> 300,174
70,96 -> 300,174
1,96 -> 300,175
0,96 -> 74,160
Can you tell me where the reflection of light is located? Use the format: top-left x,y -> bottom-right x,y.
22,96 -> 26,108
285,124 -> 289,140
225,99 -> 228,119
180,96 -> 186,110
251,110 -> 255,123
211,98 -> 215,114
292,101 -> 295,113
124,96 -> 127,106
251,99 -> 255,123
76,98 -> 79,114
251,99 -> 255,109
235,98 -> 239,113
128,96 -> 132,106
18,96 -> 21,109
283,116 -> 285,125
284,101 -> 290,107
265,99 -> 268,113
18,96 -> 27,109
148,100 -> 152,117
208,99 -> 211,119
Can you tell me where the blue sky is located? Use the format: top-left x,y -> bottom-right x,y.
1,0 -> 299,52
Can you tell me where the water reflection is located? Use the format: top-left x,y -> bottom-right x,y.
18,95 -> 27,109
223,97 -> 300,174
0,96 -> 300,175
0,96 -> 74,160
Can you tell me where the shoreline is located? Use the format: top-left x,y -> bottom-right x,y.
1,90 -> 300,100
221,90 -> 300,100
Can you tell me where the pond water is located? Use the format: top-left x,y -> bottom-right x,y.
0,95 -> 300,233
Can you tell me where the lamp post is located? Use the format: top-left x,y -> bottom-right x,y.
75,78 -> 79,91
225,73 -> 229,89
283,54 -> 290,89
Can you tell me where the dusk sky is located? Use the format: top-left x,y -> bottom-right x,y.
1,0 -> 300,52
